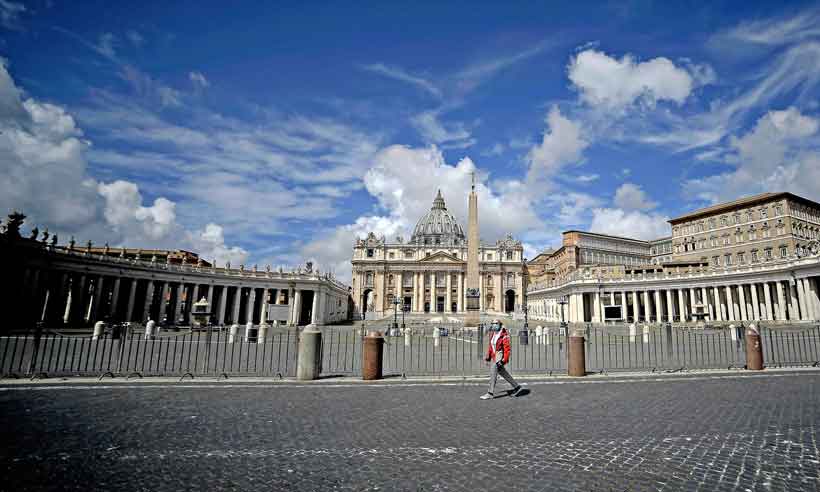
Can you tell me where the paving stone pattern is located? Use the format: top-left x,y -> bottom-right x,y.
1,373 -> 819,491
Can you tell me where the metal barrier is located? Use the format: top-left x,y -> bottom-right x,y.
0,325 -> 298,379
3,322 -> 819,379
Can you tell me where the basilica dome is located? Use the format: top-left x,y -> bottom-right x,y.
411,190 -> 465,246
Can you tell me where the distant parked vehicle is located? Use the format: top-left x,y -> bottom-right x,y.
438,327 -> 449,337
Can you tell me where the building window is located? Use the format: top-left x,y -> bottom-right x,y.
780,246 -> 788,258
389,252 -> 395,259
710,218 -> 717,229
746,211 -> 754,222
765,248 -> 773,260
733,214 -> 740,225
405,250 -> 413,258
775,205 -> 783,216
712,255 -> 720,266
487,274 -> 493,286
365,272 -> 374,286
388,274 -> 394,286
367,249 -> 374,258
751,250 -> 759,262
738,252 -> 745,264
723,234 -> 731,246
506,251 -> 513,260
749,226 -> 757,241
760,208 -> 768,219
724,253 -> 732,266
487,253 -> 493,261
735,228 -> 743,243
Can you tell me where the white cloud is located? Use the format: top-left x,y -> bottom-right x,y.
573,173 -> 599,184
526,105 -> 588,185
189,71 -> 209,89
614,182 -> 657,211
0,60 -> 246,262
189,223 -> 248,266
119,65 -> 182,107
126,30 -> 144,47
0,0 -> 26,30
360,63 -> 441,98
568,49 -> 699,110
302,145 -> 542,281
411,110 -> 474,148
684,107 -> 820,204
96,32 -> 117,58
719,8 -> 820,47
548,192 -> 602,226
589,208 -> 670,240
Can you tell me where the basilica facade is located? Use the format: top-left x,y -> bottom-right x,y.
351,190 -> 525,318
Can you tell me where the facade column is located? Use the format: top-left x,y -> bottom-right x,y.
689,288 -> 697,320
428,273 -> 435,312
457,271 -> 464,312
737,284 -> 748,321
396,271 -> 403,309
801,278 -> 815,321
569,293 -> 577,322
654,290 -> 663,322
217,286 -> 228,325
206,284 -> 214,308
750,284 -> 761,321
724,285 -> 735,322
125,278 -> 137,323
593,291 -> 601,323
763,282 -> 773,321
143,280 -> 155,322
775,281 -> 786,321
109,277 -> 122,320
796,279 -> 808,321
157,282 -> 170,323
62,275 -> 74,325
259,288 -> 269,324
788,282 -> 799,321
713,286 -> 723,321
496,273 -> 504,312
191,284 -> 200,307
701,287 -> 711,321
246,288 -> 256,324
678,289 -> 687,322
232,287 -> 242,325
173,283 -> 185,324
445,272 -> 452,313
311,288 -> 320,324
631,291 -> 639,323
666,290 -> 675,322
807,278 -> 819,321
292,289 -> 302,325
89,275 -> 105,322
643,291 -> 652,323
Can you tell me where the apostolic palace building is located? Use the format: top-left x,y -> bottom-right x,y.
526,192 -> 820,325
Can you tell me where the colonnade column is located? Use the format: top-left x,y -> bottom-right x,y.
737,284 -> 748,321
762,283 -> 773,321
125,278 -> 137,323
653,291 -> 662,322
643,291 -> 652,323
445,272 -> 452,313
108,277 -> 121,320
259,288 -> 269,324
665,290 -> 674,322
246,288 -> 256,324
89,275 -> 105,323
710,286 -> 721,321
775,281 -> 787,321
802,278 -> 816,320
724,285 -> 735,322
217,286 -> 228,325
788,282 -> 799,321
311,288 -> 320,324
700,287 -> 710,321
292,289 -> 302,325
457,272 -> 464,312
191,284 -> 200,307
157,282 -> 169,323
173,283 -> 185,324
678,289 -> 687,322
143,280 -> 155,322
806,278 -> 819,320
631,291 -> 639,323
750,284 -> 761,321
593,291 -> 601,323
232,287 -> 242,325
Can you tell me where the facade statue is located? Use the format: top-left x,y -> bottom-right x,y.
41,228 -> 49,243
5,211 -> 25,238
29,226 -> 39,240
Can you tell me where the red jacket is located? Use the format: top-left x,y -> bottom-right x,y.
486,328 -> 511,364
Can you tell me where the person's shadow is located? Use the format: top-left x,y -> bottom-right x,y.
495,388 -> 531,398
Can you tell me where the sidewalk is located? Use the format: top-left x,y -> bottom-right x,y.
2,365 -> 818,387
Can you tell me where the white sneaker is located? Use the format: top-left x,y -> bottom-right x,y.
479,392 -> 494,400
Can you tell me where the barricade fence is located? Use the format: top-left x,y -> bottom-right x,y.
1,322 -> 818,379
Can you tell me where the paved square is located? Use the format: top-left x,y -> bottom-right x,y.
1,372 -> 819,491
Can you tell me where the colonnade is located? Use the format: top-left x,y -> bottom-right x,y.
529,276 -> 820,324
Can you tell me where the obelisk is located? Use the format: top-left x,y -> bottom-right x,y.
465,173 -> 481,326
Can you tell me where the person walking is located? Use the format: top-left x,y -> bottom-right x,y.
480,319 -> 522,400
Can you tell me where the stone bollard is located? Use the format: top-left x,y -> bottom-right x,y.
629,323 -> 636,343
432,326 -> 440,347
745,323 -> 764,370
568,327 -> 586,377
93,321 -> 106,340
144,320 -> 156,340
362,331 -> 384,380
642,325 -> 649,344
729,323 -> 738,342
229,324 -> 239,343
535,325 -> 543,345
545,327 -> 551,345
297,325 -> 322,380
257,323 -> 268,344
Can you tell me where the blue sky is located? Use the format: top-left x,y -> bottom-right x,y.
2,1 -> 820,280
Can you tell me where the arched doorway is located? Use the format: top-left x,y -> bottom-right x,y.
361,288 -> 373,318
505,289 -> 515,313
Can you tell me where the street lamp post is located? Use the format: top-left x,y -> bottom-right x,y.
400,299 -> 406,331
391,296 -> 401,336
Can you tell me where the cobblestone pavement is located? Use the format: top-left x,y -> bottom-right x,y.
1,372 -> 819,491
